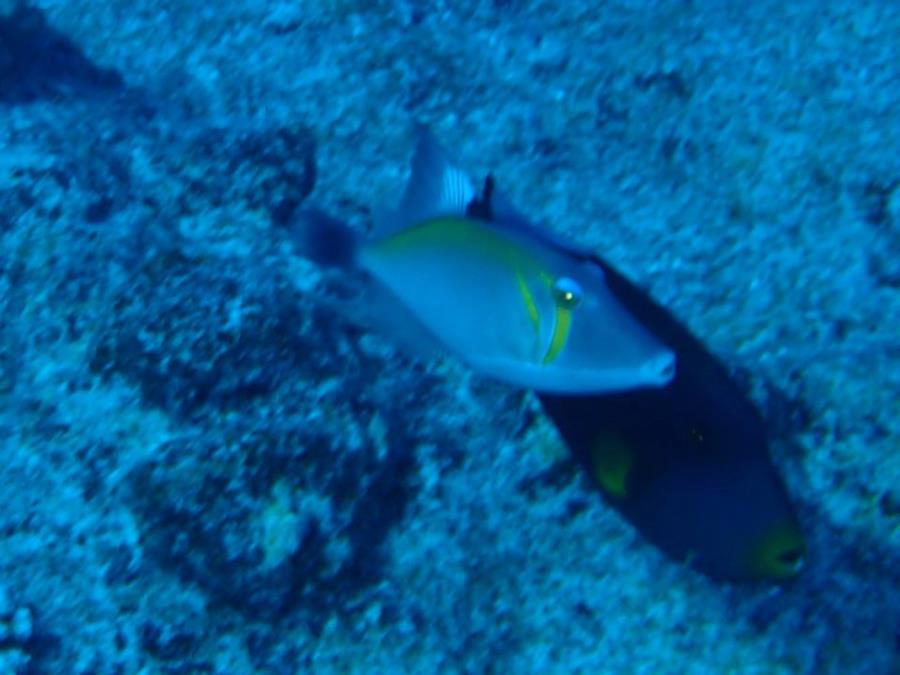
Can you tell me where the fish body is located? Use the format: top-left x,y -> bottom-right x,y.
294,128 -> 804,581
539,260 -> 806,582
294,130 -> 675,394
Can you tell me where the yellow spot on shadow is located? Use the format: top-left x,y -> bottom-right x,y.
591,435 -> 632,499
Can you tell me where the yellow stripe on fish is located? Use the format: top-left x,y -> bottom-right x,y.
541,276 -> 583,365
542,304 -> 572,364
513,269 -> 577,366
375,215 -> 524,261
515,270 -> 541,337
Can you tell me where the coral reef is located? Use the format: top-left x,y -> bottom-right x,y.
0,1 -> 897,673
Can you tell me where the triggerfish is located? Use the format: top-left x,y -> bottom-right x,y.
538,260 -> 806,582
290,129 -> 675,394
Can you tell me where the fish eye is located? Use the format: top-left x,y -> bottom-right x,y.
553,277 -> 583,309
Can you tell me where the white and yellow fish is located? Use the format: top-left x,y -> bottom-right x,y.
292,129 -> 675,394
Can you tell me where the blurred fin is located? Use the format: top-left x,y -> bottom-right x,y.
375,127 -> 475,236
289,209 -> 359,268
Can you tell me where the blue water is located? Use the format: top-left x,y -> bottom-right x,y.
0,1 -> 897,673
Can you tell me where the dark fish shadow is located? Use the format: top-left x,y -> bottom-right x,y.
0,3 -> 124,105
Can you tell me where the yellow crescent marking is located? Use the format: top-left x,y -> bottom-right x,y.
542,304 -> 572,364
590,435 -> 632,498
516,270 -> 541,335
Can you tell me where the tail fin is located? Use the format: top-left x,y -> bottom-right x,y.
288,209 -> 359,268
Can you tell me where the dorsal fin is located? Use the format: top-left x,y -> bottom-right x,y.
472,176 -> 600,263
373,128 -> 600,266
479,178 -> 529,226
372,127 -> 475,236
465,174 -> 496,221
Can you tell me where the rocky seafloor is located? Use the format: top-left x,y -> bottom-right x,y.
0,0 -> 898,672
